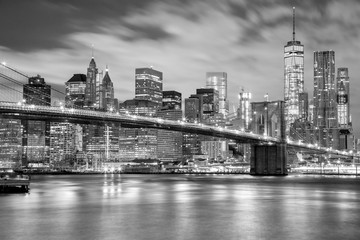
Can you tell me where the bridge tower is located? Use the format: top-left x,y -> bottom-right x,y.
250,101 -> 287,175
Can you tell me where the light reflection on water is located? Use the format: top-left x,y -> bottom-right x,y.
1,174 -> 360,240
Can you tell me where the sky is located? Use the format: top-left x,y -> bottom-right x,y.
0,0 -> 360,135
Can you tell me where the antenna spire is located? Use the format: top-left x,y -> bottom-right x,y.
91,44 -> 94,59
292,6 -> 296,41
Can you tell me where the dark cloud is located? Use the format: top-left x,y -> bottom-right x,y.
121,22 -> 175,42
0,0 -> 162,52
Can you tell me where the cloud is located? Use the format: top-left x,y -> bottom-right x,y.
1,0 -> 360,136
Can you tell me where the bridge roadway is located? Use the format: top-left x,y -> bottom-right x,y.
0,101 -> 356,158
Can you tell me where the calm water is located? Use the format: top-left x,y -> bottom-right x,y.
1,174 -> 360,240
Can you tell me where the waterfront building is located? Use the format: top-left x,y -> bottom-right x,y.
237,89 -> 252,130
50,123 -> 83,167
65,74 -> 87,108
22,75 -> 51,166
206,72 -> 228,118
0,119 -> 22,168
183,96 -> 203,159
118,99 -> 158,161
135,67 -> 163,106
162,90 -> 181,110
156,109 -> 183,162
201,141 -> 228,161
313,50 -> 338,148
284,7 -> 304,132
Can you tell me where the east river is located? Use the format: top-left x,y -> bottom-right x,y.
1,174 -> 360,240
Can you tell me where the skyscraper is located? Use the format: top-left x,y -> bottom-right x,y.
65,74 -> 87,108
135,67 -> 163,106
206,72 -> 228,118
118,99 -> 158,161
337,68 -> 350,127
284,7 -> 304,132
337,68 -> 353,150
313,51 -> 337,128
313,50 -> 338,148
237,89 -> 252,130
101,67 -> 115,111
85,57 -> 98,109
22,75 -> 51,166
162,91 -> 181,110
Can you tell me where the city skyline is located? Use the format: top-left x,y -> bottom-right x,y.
0,0 -> 360,135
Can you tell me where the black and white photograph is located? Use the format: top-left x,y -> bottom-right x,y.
1,0 -> 360,239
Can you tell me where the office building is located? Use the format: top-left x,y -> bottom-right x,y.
119,99 -> 158,161
135,67 -> 163,106
196,88 -> 219,121
337,68 -> 353,150
162,90 -> 181,110
206,72 -> 228,118
201,141 -> 228,161
100,67 -> 115,111
65,74 -> 87,108
237,90 -> 252,130
22,75 -> 51,166
313,50 -> 338,148
0,119 -> 22,168
337,68 -> 350,127
85,57 -> 98,109
284,7 -> 304,132
156,110 -> 183,162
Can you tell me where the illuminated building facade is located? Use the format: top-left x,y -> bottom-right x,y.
135,67 -> 163,106
337,68 -> 350,127
119,99 -> 158,161
156,110 -> 183,162
183,96 -> 202,158
100,68 -> 115,111
22,75 -> 51,166
284,7 -> 304,132
50,123 -> 83,167
201,141 -> 228,161
65,74 -> 87,108
0,119 -> 22,168
162,90 -> 181,110
206,72 -> 228,118
85,57 -> 98,109
298,92 -> 309,121
196,88 -> 219,121
237,90 -> 252,130
337,68 -> 353,150
313,50 -> 338,148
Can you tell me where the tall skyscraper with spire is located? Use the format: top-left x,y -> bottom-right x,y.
101,67 -> 115,111
85,57 -> 98,109
284,6 -> 304,132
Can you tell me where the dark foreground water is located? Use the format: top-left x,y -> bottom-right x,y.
1,174 -> 360,240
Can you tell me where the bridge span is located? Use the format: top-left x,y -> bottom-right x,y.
0,101 -> 355,159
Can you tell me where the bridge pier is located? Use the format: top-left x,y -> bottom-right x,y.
250,143 -> 287,176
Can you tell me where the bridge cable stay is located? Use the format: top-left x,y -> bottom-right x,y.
0,72 -> 53,106
0,62 -> 67,100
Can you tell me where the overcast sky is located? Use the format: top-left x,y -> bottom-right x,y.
0,0 -> 360,135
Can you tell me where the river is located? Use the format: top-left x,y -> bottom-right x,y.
1,174 -> 360,240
